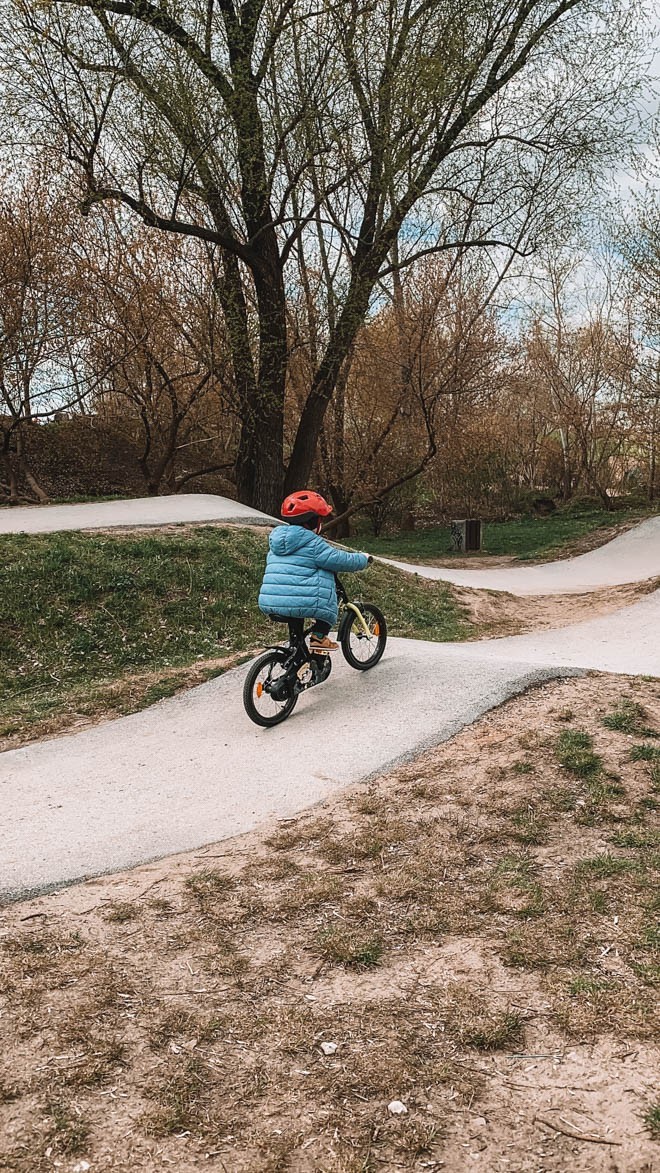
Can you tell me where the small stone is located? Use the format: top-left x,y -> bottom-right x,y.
320,1042 -> 337,1056
72,1164 -> 91,1173
472,1116 -> 487,1128
388,1100 -> 408,1116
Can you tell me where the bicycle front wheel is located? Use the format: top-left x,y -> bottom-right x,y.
243,651 -> 298,727
340,604 -> 387,671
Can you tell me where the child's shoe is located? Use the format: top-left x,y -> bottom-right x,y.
309,635 -> 338,651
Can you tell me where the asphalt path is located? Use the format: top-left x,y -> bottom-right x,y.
420,588 -> 660,676
382,514 -> 660,595
3,588 -> 658,901
1,643 -> 567,901
0,493 -> 277,533
3,497 -> 659,903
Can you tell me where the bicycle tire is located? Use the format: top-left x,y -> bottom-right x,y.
243,650 -> 298,727
340,603 -> 387,671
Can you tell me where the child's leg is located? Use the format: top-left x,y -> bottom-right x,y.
287,617 -> 305,644
311,620 -> 331,638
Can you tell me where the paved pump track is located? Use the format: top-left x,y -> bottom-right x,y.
1,497 -> 659,902
382,514 -> 660,595
0,492 -> 278,533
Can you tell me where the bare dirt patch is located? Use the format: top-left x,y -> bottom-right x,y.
1,674 -> 659,1171
84,520 -> 274,538
459,577 -> 660,639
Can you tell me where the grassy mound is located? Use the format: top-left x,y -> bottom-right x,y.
1,526 -> 469,744
358,504 -> 656,562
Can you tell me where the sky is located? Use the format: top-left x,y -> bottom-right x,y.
610,17 -> 660,201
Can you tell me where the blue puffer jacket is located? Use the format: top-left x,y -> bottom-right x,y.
258,525 -> 369,625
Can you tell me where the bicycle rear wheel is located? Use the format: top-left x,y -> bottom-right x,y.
340,604 -> 387,670
243,651 -> 298,727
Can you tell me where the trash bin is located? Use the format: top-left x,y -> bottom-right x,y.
450,519 -> 482,552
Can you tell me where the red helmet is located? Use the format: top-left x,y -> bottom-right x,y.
281,490 -> 333,519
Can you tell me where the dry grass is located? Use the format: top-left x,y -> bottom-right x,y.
1,674 -> 659,1171
0,654 -> 254,753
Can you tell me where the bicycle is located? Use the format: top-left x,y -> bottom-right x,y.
243,575 -> 387,727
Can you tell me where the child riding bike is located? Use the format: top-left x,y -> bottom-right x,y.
258,490 -> 371,650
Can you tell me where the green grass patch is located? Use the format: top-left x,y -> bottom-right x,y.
1,525 -> 269,679
587,774 -> 626,803
567,976 -> 614,997
1,527 -> 470,741
574,853 -> 639,879
510,806 -> 549,846
588,889 -> 609,913
45,1100 -> 91,1156
317,928 -> 384,970
631,744 -> 660,762
460,1010 -> 524,1051
610,829 -> 660,850
555,730 -> 602,778
643,1103 -> 660,1140
640,922 -> 660,951
602,700 -> 656,737
495,854 -> 539,884
356,504 -> 654,562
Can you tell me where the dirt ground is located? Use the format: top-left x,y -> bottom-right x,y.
458,578 -> 660,640
2,673 -> 658,1173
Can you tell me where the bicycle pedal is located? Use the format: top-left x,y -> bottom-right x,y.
311,648 -> 330,656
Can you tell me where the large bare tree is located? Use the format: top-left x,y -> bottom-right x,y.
4,0 -> 641,511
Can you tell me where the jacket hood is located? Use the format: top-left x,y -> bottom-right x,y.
269,524 -> 314,557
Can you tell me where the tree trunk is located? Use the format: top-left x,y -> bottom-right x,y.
325,356 -> 352,537
589,477 -> 613,510
285,269 -> 374,494
24,465 -> 49,503
1,428 -> 19,503
236,407 -> 285,516
326,486 -> 352,539
237,246 -> 287,515
217,249 -> 285,515
15,425 -> 49,503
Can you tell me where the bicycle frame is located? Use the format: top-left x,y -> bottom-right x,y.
340,600 -> 373,638
335,576 -> 373,638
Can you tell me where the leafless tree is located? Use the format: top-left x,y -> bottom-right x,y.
0,170 -> 93,501
4,0 -> 642,510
